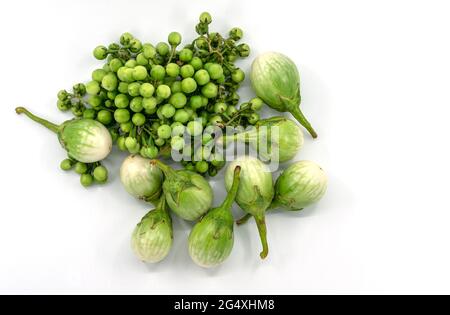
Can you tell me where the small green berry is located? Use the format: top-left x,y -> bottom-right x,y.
142,43 -> 156,59
156,84 -> 171,99
114,94 -> 129,108
128,82 -> 141,97
60,159 -> 73,171
109,58 -> 123,72
150,65 -> 166,81
129,38 -> 142,53
194,69 -> 210,86
93,166 -> 108,183
207,63 -> 223,80
250,97 -> 264,111
83,108 -> 96,120
132,112 -> 146,126
179,48 -> 193,62
180,64 -> 195,78
190,95 -> 204,110
120,32 -> 134,45
195,161 -> 209,173
86,81 -> 100,95
114,108 -> 131,123
168,32 -> 182,46
97,110 -> 113,125
133,65 -> 148,81
231,69 -> 245,83
93,45 -> 108,60
157,125 -> 172,139
201,82 -> 218,98
101,73 -> 118,91
166,63 -> 180,78
229,27 -> 243,41
156,42 -> 170,56
74,162 -> 88,174
161,103 -> 176,118
80,174 -> 94,187
181,78 -> 197,94
139,83 -> 155,98
237,43 -> 250,57
199,12 -> 212,24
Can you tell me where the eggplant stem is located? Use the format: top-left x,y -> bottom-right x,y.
15,107 -> 59,133
157,194 -> 171,219
290,106 -> 317,139
221,166 -> 241,210
236,213 -> 251,225
151,159 -> 176,178
237,206 -> 279,225
255,215 -> 269,259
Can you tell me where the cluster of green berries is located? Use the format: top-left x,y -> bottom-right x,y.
57,12 -> 261,177
60,158 -> 108,187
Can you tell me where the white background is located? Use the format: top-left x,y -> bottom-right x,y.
1,0 -> 449,294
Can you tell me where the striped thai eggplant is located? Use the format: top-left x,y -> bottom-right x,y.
250,52 -> 317,138
16,107 -> 111,163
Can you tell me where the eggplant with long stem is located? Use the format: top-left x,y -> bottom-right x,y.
218,116 -> 304,163
188,166 -> 241,268
225,156 -> 274,259
16,107 -> 112,163
250,52 -> 317,138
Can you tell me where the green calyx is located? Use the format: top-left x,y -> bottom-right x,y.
138,195 -> 172,229
152,159 -> 196,200
152,159 -> 213,221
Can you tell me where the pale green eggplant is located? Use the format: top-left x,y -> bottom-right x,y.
273,160 -> 327,210
120,154 -> 163,203
16,107 -> 112,163
188,166 -> 241,268
219,117 -> 303,163
131,196 -> 173,263
225,156 -> 274,259
237,160 -> 328,225
250,52 -> 317,138
152,159 -> 213,221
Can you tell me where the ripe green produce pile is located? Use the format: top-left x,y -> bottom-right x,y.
16,12 -> 328,267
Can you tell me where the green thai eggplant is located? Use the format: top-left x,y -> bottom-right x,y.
16,107 -> 112,163
225,156 -> 274,259
152,159 -> 213,221
188,166 -> 241,268
120,154 -> 163,203
250,52 -> 317,138
219,117 -> 304,163
131,196 -> 173,263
